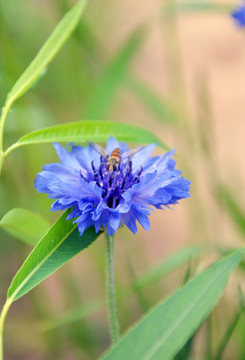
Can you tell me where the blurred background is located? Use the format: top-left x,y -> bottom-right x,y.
1,0 -> 245,359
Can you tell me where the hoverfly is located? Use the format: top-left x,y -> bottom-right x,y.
88,142 -> 145,172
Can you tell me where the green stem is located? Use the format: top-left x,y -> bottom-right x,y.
213,308 -> 242,360
0,100 -> 12,175
0,153 -> 4,176
0,298 -> 12,360
206,315 -> 212,360
105,233 -> 120,344
0,101 -> 11,154
0,142 -> 21,175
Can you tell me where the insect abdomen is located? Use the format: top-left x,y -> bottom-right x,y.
110,148 -> 121,160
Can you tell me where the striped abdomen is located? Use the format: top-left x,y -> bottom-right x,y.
108,148 -> 121,171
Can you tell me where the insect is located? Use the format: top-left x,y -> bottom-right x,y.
88,142 -> 144,172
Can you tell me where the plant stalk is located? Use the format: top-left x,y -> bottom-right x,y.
0,298 -> 12,360
105,233 -> 120,344
0,102 -> 11,154
0,153 -> 4,176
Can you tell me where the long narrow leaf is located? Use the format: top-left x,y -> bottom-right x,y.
4,0 -> 87,106
101,248 -> 245,360
126,255 -> 150,312
83,27 -> 146,119
123,72 -> 178,123
7,211 -> 101,301
214,309 -> 242,360
0,208 -> 50,246
132,245 -> 202,289
40,299 -> 103,332
4,120 -> 167,157
216,185 -> 245,236
40,245 -> 204,331
174,265 -> 194,360
174,336 -> 194,360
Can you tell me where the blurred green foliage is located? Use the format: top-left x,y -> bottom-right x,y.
0,0 -> 245,359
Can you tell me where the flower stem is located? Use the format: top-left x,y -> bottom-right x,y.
105,233 -> 120,344
0,299 -> 12,360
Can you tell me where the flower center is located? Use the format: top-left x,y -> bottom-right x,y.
90,156 -> 142,209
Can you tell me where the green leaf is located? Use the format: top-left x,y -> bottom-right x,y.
101,248 -> 245,360
0,208 -> 50,246
123,72 -> 178,123
39,245 -> 203,331
213,308 -> 242,360
174,266 -> 194,360
4,120 -> 167,157
126,255 -> 150,312
83,26 -> 146,119
174,336 -> 194,360
132,245 -> 202,290
7,211 -> 101,301
40,299 -> 104,332
5,0 -> 88,106
216,185 -> 245,236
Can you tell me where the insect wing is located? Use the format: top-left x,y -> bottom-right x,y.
88,142 -> 108,158
121,146 -> 145,161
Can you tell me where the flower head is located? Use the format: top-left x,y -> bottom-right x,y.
232,2 -> 245,26
35,137 -> 191,236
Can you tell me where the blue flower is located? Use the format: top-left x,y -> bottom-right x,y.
34,137 -> 191,236
232,2 -> 245,26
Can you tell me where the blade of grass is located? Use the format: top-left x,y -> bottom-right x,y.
174,265 -> 194,360
205,315 -> 213,360
216,185 -> 245,236
213,309 -> 242,360
123,72 -> 178,123
40,299 -> 103,332
83,26 -> 147,119
131,245 -> 203,290
0,0 -> 88,168
101,248 -> 245,360
39,245 -> 203,331
126,255 -> 150,312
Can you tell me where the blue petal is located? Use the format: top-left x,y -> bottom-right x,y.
53,142 -> 81,169
107,212 -> 120,235
74,213 -> 94,235
123,171 -> 159,204
142,149 -> 176,175
51,200 -> 72,211
72,144 -> 101,171
106,136 -> 120,154
94,217 -> 104,233
131,205 -> 151,231
121,211 -> 137,234
164,178 -> 191,204
35,138 -> 191,237
131,144 -> 156,173
120,142 -> 129,154
66,206 -> 82,220
78,201 -> 94,213
35,172 -> 54,193
47,178 -> 81,199
153,188 -> 172,206
232,4 -> 245,26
